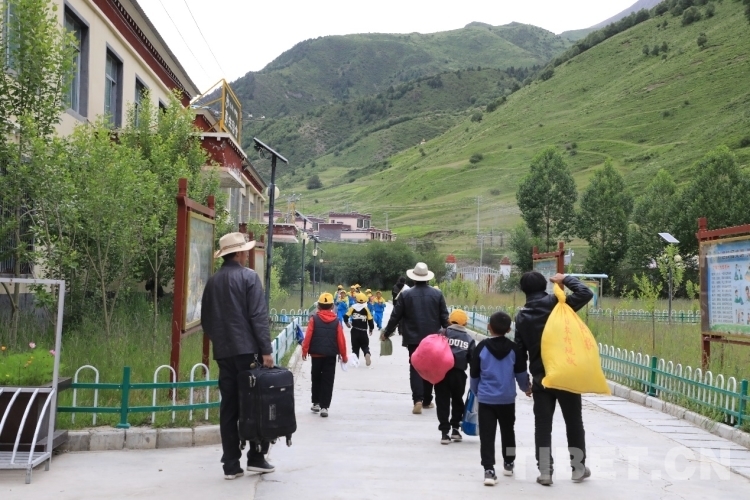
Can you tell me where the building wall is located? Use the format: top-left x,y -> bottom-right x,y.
54,0 -> 190,136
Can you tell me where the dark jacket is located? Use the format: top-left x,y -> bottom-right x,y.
302,309 -> 348,361
444,325 -> 475,372
201,260 -> 272,360
470,336 -> 530,405
383,282 -> 449,345
514,276 -> 593,390
392,282 -> 405,306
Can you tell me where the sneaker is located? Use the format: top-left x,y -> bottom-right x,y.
320,408 -> 329,417
484,469 -> 498,486
536,472 -> 553,486
450,428 -> 462,441
311,404 -> 320,413
503,463 -> 514,476
223,462 -> 244,480
365,353 -> 371,366
412,402 -> 423,414
441,433 -> 451,445
572,466 -> 591,483
246,459 -> 275,474
423,402 -> 435,409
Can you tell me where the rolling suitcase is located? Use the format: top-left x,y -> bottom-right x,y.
238,365 -> 297,448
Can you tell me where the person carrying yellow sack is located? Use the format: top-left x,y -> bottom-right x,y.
514,272 -> 598,487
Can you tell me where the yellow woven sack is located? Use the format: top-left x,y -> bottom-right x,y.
540,284 -> 610,395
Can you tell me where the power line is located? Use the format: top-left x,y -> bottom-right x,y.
156,0 -> 210,82
182,0 -> 227,76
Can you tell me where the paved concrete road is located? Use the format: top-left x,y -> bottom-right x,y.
3,303 -> 749,499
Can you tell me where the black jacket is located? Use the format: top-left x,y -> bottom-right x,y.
383,282 -> 449,345
444,325 -> 475,372
201,260 -> 272,360
514,276 -> 593,390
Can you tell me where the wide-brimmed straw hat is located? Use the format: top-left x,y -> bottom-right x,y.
215,232 -> 256,259
406,262 -> 435,282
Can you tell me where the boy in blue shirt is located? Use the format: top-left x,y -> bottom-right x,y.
470,311 -> 530,486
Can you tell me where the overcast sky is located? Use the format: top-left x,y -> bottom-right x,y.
141,0 -> 641,94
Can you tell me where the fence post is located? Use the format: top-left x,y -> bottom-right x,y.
738,380 -> 748,428
648,356 -> 658,397
116,366 -> 131,429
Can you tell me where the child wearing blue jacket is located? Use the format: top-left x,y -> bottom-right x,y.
470,311 -> 530,486
336,291 -> 349,324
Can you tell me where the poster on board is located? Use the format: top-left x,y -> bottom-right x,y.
583,280 -> 600,308
533,258 -> 558,295
703,236 -> 750,336
184,212 -> 215,330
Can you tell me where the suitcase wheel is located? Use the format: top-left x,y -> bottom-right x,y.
286,436 -> 292,447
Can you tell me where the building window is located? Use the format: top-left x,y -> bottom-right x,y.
134,78 -> 147,126
104,50 -> 123,127
64,9 -> 88,116
357,219 -> 364,228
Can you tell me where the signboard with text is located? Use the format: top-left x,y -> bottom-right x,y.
221,81 -> 241,142
533,258 -> 558,295
702,236 -> 750,336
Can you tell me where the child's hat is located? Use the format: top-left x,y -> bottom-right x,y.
365,288 -> 372,293
449,309 -> 468,326
337,285 -> 343,290
318,292 -> 334,305
355,292 -> 367,303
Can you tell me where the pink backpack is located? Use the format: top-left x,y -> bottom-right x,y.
411,334 -> 454,384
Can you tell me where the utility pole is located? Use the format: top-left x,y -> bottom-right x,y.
385,212 -> 389,231
476,196 -> 481,237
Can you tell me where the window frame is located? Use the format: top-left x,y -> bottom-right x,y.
63,4 -> 89,118
104,47 -> 123,128
134,76 -> 148,126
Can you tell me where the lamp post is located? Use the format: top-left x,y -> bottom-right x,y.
299,228 -> 307,309
312,241 -> 319,297
659,232 -> 680,322
253,138 -> 288,308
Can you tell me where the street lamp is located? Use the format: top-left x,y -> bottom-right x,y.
659,232 -> 680,322
253,138 -> 288,308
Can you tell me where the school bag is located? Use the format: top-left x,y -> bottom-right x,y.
238,363 -> 297,448
461,391 -> 479,436
410,333 -> 454,385
540,284 -> 610,395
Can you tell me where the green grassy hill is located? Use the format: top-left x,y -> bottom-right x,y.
282,2 -> 750,253
230,23 -> 570,120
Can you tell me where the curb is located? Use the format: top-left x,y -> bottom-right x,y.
606,380 -> 750,474
60,425 -> 221,453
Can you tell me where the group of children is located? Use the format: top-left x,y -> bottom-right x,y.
303,289 -> 530,487
334,284 -> 386,329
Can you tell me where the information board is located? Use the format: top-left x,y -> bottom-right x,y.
183,212 -> 215,330
702,236 -> 750,336
533,258 -> 558,295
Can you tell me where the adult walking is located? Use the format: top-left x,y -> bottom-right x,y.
382,262 -> 449,414
514,272 -> 593,486
391,277 -> 407,306
201,233 -> 275,480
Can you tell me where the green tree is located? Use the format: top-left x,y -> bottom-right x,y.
120,91 -> 219,333
516,147 -> 578,251
307,174 -> 322,189
508,222 -> 540,272
656,245 -> 685,307
0,0 -> 74,344
673,146 -> 750,256
627,169 -> 677,269
642,45 -> 650,56
67,120 -> 155,337
577,161 -> 633,279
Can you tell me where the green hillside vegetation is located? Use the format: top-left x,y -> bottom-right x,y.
278,0 -> 750,252
230,23 -> 571,120
245,66 -> 537,176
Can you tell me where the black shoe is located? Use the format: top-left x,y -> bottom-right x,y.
503,462 -> 514,476
440,433 -> 451,445
247,459 -> 275,473
484,469 -> 498,486
450,428 -> 462,441
537,472 -> 553,486
223,461 -> 244,480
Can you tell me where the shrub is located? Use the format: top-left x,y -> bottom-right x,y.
661,41 -> 669,53
682,6 -> 702,25
307,174 -> 322,190
540,68 -> 554,81
470,112 -> 483,123
469,153 -> 484,164
486,101 -> 498,113
651,45 -> 660,56
697,32 -> 708,49
489,188 -> 501,196
740,137 -> 750,148
643,45 -> 650,56
662,110 -> 671,118
705,3 -> 715,17
419,148 -> 426,157
507,144 -> 513,149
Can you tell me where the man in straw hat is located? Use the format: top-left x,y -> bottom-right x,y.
202,233 -> 275,479
382,262 -> 449,414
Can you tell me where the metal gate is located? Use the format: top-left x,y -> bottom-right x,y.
456,266 -> 502,294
